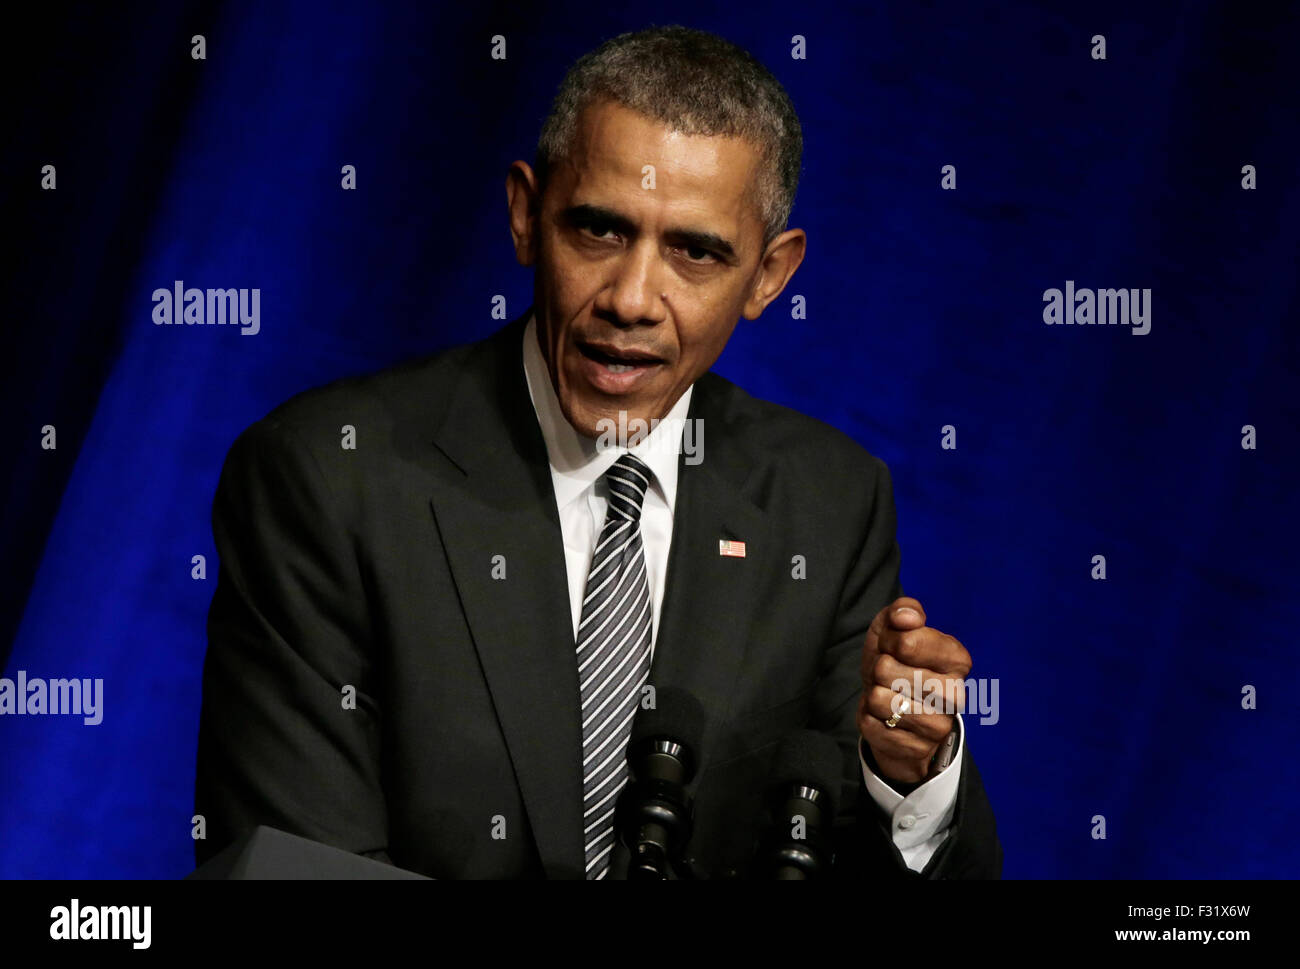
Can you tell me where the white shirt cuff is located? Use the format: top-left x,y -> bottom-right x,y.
858,713 -> 964,873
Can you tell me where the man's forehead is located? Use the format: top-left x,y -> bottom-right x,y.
559,100 -> 762,228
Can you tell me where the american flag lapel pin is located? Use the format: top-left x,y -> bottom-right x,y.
718,539 -> 746,558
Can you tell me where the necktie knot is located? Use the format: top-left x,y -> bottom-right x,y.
604,453 -> 652,522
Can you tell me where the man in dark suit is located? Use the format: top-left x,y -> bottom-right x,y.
195,25 -> 1000,879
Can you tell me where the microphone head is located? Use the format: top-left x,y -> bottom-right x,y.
767,729 -> 845,821
628,686 -> 707,775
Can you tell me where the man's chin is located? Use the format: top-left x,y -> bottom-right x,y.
554,396 -> 607,441
562,398 -> 661,443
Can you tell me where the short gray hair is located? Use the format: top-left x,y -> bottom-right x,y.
535,25 -> 803,247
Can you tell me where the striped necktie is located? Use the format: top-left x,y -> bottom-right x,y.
577,451 -> 655,879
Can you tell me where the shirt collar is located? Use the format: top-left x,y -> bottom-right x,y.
522,311 -> 692,514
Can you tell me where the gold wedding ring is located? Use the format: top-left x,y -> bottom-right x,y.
884,695 -> 911,728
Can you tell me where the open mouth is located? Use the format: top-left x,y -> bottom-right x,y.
574,340 -> 666,393
577,341 -> 664,367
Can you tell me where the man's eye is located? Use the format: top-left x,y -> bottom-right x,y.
583,223 -> 619,241
680,246 -> 717,264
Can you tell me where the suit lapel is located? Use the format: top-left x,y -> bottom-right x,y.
428,314 -> 771,877
428,312 -> 586,879
649,380 -> 772,782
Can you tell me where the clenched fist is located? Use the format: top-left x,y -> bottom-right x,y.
858,597 -> 972,784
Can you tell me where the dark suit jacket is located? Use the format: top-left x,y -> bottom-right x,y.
195,309 -> 1001,879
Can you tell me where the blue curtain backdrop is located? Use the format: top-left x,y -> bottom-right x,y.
3,0 -> 1297,878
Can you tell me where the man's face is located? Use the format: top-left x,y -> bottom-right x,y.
507,99 -> 805,439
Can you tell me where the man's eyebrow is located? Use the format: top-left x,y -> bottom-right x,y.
664,226 -> 736,261
561,203 -> 738,262
560,204 -> 636,235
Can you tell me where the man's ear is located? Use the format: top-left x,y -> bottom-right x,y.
741,228 -> 807,320
506,160 -> 542,267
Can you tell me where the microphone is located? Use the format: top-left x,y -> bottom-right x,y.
757,730 -> 843,879
616,686 -> 706,880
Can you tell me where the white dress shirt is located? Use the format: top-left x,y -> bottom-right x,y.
520,312 -> 964,874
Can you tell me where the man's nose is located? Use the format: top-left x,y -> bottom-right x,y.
605,239 -> 669,326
